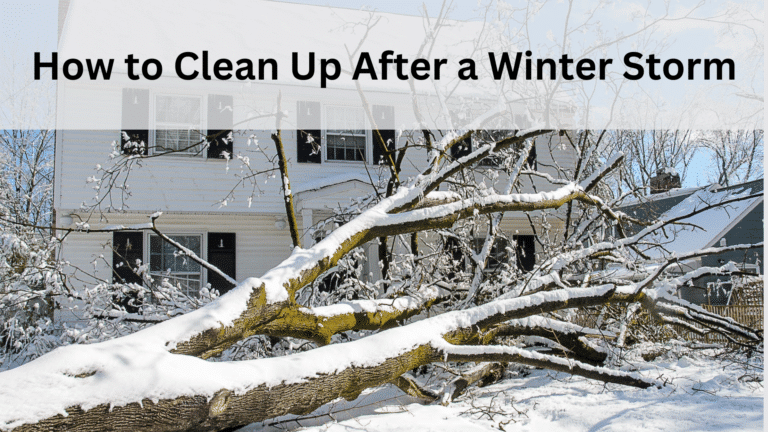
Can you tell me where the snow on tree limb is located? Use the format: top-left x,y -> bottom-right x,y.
0,282 -> 649,430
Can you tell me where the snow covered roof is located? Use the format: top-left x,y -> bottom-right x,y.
620,186 -> 702,207
293,173 -> 380,195
293,173 -> 384,212
640,179 -> 763,258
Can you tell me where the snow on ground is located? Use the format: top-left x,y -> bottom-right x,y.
243,349 -> 763,432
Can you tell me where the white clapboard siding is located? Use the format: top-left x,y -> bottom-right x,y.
59,212 -> 295,292
56,87 -> 576,216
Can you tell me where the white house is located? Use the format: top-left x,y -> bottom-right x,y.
53,0 -> 576,315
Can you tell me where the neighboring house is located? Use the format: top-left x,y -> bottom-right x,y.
53,0 -> 575,323
618,177 -> 764,305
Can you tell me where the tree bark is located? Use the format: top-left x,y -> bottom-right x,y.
271,92 -> 302,249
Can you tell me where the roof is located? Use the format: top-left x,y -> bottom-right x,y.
54,0 -> 576,132
293,173 -> 383,212
631,179 -> 764,258
619,187 -> 704,221
58,0 -> 487,93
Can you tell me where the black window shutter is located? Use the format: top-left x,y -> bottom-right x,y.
372,105 -> 395,165
450,135 -> 472,160
297,101 -> 321,163
112,231 -> 144,284
514,235 -> 535,272
449,110 -> 472,160
526,144 -> 537,170
121,89 -> 149,155
207,233 -> 236,294
207,94 -> 234,159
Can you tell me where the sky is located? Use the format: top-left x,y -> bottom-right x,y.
0,0 -> 57,62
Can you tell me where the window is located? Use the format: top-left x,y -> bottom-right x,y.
476,130 -> 537,169
121,90 -> 233,158
513,235 -> 536,272
470,235 -> 536,273
154,95 -> 204,155
325,106 -> 367,162
472,237 -> 510,272
149,234 -> 203,296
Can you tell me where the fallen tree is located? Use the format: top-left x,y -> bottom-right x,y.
0,125 -> 762,431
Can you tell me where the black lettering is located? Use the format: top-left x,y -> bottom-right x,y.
537,58 -> 556,80
458,59 -> 477,80
559,54 -> 574,80
687,58 -> 701,80
176,52 -> 198,80
525,51 -> 533,80
34,52 -> 57,80
488,52 -> 523,80
663,58 -> 683,80
125,54 -> 140,80
704,58 -> 735,80
63,58 -> 83,80
292,52 -> 315,80
352,52 -> 377,80
646,54 -> 661,80
320,58 -> 340,88
86,58 -> 114,80
142,59 -> 162,80
575,58 -> 595,80
411,58 -> 430,80
378,50 -> 394,80
214,58 -> 232,80
394,54 -> 408,80
623,52 -> 644,80
236,59 -> 255,80
434,58 -> 447,80
202,51 -> 211,80
259,59 -> 277,80
598,58 -> 613,79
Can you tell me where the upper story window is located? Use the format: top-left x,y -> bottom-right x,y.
154,95 -> 204,155
120,89 -> 233,158
296,101 -> 393,165
325,106 -> 368,162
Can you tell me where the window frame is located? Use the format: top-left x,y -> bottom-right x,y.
150,93 -> 207,158
146,232 -> 207,297
472,237 -> 511,273
322,105 -> 371,164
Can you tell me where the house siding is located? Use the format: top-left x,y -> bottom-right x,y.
685,202 -> 765,305
54,86 -> 575,308
55,86 -> 575,216
60,212 -> 295,290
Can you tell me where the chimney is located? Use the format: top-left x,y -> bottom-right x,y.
649,168 -> 681,194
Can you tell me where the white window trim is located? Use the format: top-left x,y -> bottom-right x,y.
150,93 -> 207,158
322,105 -> 371,164
145,232 -> 207,295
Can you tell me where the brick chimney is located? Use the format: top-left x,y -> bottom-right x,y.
650,168 -> 681,194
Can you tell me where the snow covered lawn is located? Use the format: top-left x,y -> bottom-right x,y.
245,349 -> 763,432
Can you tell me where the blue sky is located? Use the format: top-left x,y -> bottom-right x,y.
1,0 -> 57,61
